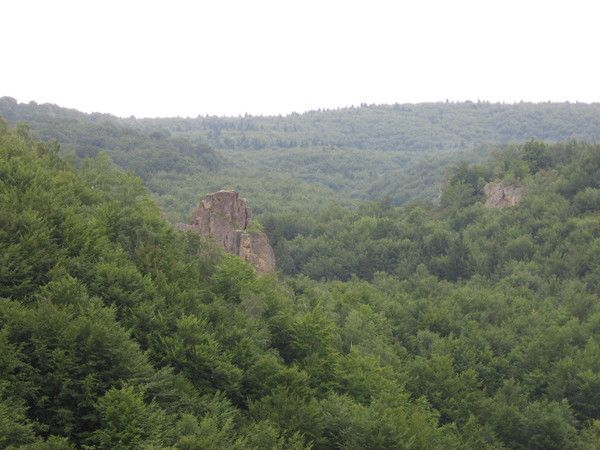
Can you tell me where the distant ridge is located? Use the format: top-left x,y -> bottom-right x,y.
3,96 -> 600,153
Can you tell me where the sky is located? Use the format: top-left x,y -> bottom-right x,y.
2,0 -> 599,117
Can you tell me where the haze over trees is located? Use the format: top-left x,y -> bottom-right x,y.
3,97 -> 600,221
1,100 -> 600,449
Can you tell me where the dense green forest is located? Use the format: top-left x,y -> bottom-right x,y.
2,108 -> 600,450
133,101 -> 600,150
3,97 -> 600,222
266,140 -> 600,282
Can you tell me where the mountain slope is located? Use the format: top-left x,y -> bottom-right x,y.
137,101 -> 600,150
3,97 -> 600,222
2,118 -> 600,448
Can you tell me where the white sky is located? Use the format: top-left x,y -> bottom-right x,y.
2,0 -> 599,117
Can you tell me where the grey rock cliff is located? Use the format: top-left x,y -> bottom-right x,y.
180,190 -> 275,274
484,182 -> 523,208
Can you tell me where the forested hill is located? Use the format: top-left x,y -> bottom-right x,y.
3,97 -> 600,151
3,97 -> 600,222
2,118 -> 600,448
0,97 -> 223,179
133,101 -> 600,151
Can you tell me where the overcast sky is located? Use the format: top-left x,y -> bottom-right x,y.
2,0 -> 599,117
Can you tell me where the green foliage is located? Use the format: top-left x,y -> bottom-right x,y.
246,218 -> 264,233
0,395 -> 38,448
523,139 -> 552,172
574,187 -> 600,213
89,386 -> 169,449
210,254 -> 256,303
6,98 -> 600,223
440,162 -> 493,209
1,119 -> 600,448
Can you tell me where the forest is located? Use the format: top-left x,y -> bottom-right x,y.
1,100 -> 600,449
3,97 -> 600,221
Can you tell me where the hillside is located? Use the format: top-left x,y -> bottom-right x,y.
0,97 -> 221,175
1,118 -> 600,448
266,140 -> 600,285
3,98 -> 600,222
132,101 -> 600,150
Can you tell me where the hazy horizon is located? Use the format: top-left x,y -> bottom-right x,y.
5,95 -> 600,120
2,0 -> 600,117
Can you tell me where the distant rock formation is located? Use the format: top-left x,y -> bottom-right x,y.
484,182 -> 523,208
177,190 -> 276,274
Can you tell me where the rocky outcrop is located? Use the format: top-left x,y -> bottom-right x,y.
238,231 -> 276,274
179,190 -> 275,274
484,182 -> 523,208
191,190 -> 252,254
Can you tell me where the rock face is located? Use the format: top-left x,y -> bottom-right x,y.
191,190 -> 252,254
484,182 -> 523,208
238,231 -> 276,275
182,190 -> 276,274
